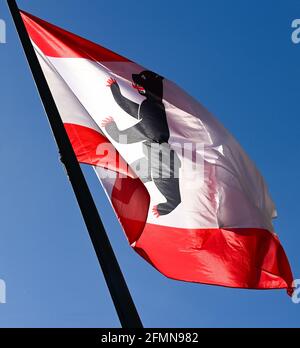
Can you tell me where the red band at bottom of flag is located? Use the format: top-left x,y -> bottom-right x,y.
131,223 -> 294,294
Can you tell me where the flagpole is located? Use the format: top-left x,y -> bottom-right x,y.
7,0 -> 143,329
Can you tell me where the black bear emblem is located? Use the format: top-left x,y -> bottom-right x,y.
102,70 -> 181,217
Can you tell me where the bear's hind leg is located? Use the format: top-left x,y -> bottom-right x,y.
151,145 -> 181,216
153,177 -> 181,216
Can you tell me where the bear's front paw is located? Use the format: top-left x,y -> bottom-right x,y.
101,116 -> 114,128
106,77 -> 117,87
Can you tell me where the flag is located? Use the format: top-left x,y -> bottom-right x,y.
20,10 -> 293,293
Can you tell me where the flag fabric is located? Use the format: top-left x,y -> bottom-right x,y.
20,10 -> 293,293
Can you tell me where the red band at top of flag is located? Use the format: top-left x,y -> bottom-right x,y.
20,10 -> 130,61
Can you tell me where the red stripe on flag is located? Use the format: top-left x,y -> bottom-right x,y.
20,10 -> 130,61
64,123 -> 134,177
133,224 -> 293,292
111,176 -> 151,245
65,122 -> 150,243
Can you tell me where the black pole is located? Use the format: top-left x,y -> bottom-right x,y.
7,0 -> 143,329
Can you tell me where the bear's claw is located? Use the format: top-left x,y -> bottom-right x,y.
106,77 -> 117,87
101,116 -> 114,127
152,205 -> 160,218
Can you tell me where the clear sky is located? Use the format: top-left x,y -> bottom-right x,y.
0,0 -> 299,328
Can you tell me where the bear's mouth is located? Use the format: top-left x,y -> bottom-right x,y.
132,82 -> 146,94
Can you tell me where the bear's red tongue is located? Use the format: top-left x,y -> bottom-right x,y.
132,82 -> 145,93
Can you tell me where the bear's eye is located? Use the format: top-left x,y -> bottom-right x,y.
141,75 -> 146,80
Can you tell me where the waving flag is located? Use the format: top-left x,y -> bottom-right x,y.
20,10 -> 293,293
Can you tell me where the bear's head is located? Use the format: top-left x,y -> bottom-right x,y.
132,70 -> 164,100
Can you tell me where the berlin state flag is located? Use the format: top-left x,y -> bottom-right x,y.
21,10 -> 293,293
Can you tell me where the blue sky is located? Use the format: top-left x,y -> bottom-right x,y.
0,0 -> 299,328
